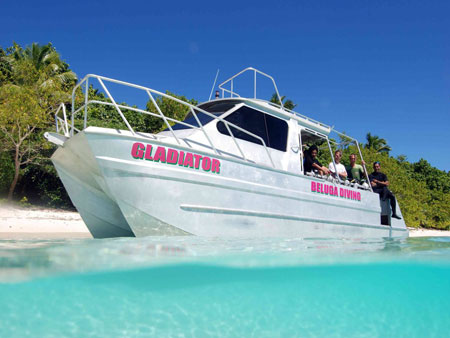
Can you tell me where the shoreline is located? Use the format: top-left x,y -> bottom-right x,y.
0,203 -> 92,239
0,203 -> 448,239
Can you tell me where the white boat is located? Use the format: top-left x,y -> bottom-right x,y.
45,67 -> 408,238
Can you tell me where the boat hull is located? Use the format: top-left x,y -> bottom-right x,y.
50,131 -> 134,238
48,127 -> 408,239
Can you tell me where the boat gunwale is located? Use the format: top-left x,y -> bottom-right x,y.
84,126 -> 375,194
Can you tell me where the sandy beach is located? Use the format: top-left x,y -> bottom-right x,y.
0,203 -> 448,239
0,203 -> 92,239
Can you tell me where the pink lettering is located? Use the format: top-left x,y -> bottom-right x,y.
184,153 -> 194,168
131,142 -> 145,159
153,146 -> 166,162
166,148 -> 178,164
202,157 -> 211,171
178,151 -> 185,165
131,143 -> 222,175
144,145 -> 153,161
308,182 -> 361,201
211,159 -> 220,174
193,154 -> 202,169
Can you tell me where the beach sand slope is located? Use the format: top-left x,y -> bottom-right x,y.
0,204 -> 92,239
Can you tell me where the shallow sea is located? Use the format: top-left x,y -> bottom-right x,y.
0,235 -> 449,337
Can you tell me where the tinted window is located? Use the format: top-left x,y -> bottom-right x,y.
198,100 -> 241,113
217,106 -> 288,152
171,110 -> 222,130
170,101 -> 238,131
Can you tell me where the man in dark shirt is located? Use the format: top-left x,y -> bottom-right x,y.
369,162 -> 401,219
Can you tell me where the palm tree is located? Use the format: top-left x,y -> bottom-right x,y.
270,93 -> 297,110
8,42 -> 77,89
0,43 -> 77,200
364,132 -> 392,154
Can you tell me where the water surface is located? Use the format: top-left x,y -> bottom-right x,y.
0,236 -> 449,337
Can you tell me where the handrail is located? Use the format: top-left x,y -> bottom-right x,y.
328,129 -> 373,192
218,67 -> 285,111
54,103 -> 69,137
264,99 -> 331,130
58,71 -> 369,187
65,74 -> 276,168
218,67 -> 331,130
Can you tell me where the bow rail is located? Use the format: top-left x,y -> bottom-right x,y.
55,74 -> 276,168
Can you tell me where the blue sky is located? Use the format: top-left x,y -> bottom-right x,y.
1,0 -> 449,170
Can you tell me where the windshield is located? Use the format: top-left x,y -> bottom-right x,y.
170,100 -> 239,131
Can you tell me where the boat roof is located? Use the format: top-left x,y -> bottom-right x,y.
198,97 -> 332,136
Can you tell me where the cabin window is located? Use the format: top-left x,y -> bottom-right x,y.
171,110 -> 222,130
217,106 -> 288,152
171,101 -> 239,131
300,128 -> 333,174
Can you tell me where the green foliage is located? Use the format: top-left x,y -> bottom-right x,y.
364,132 -> 391,154
145,91 -> 198,133
337,143 -> 449,230
0,84 -> 48,190
74,86 -> 147,132
19,196 -> 31,207
0,48 -> 13,85
0,84 -> 47,129
0,152 -> 14,194
16,150 -> 74,209
270,93 -> 296,110
72,87 -> 198,135
0,42 -> 77,200
409,159 -> 450,194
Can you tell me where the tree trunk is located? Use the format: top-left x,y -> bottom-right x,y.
7,146 -> 20,201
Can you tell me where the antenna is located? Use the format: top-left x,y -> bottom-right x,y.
208,69 -> 220,101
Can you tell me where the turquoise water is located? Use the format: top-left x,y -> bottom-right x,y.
0,236 -> 449,337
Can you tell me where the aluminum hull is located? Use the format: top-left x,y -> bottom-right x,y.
51,127 -> 408,238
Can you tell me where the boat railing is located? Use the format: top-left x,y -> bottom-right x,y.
329,129 -> 373,192
218,67 -> 285,109
268,101 -> 331,130
58,74 -> 276,168
54,72 -> 371,189
219,67 -> 330,130
54,103 -> 69,137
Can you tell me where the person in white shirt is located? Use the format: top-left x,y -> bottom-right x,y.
329,150 -> 347,180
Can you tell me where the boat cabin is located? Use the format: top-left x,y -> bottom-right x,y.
158,96 -> 370,191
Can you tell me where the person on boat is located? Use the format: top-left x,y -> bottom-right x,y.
369,161 -> 401,219
346,153 -> 365,183
303,145 -> 330,175
328,150 -> 347,180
